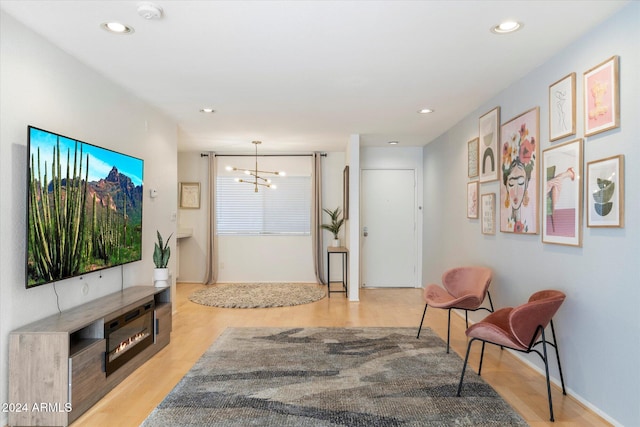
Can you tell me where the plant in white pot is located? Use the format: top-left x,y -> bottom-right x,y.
153,231 -> 172,287
321,207 -> 344,247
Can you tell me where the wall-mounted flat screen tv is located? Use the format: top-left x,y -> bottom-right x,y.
26,126 -> 144,288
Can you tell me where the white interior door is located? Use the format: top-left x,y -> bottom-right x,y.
361,169 -> 417,287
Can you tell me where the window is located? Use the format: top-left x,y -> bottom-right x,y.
216,175 -> 311,235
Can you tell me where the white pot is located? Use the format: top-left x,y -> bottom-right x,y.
153,268 -> 170,287
332,238 -> 340,247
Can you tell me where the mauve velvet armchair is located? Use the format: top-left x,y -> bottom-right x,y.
457,289 -> 567,422
416,266 -> 494,353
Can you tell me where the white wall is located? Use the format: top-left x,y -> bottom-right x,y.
177,151 -> 345,283
422,3 -> 639,425
0,12 -> 178,425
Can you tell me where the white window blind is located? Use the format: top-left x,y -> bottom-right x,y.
216,175 -> 311,235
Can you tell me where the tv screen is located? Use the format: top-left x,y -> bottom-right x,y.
26,126 -> 144,288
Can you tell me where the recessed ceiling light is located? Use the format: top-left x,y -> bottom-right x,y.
101,22 -> 134,34
491,21 -> 523,34
418,108 -> 434,114
388,141 -> 399,145
200,108 -> 215,113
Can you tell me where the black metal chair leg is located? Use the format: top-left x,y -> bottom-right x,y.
416,304 -> 428,339
465,310 -> 469,329
478,341 -> 486,375
487,291 -> 495,312
457,338 -> 476,396
549,320 -> 566,395
446,309 -> 452,353
541,329 -> 555,422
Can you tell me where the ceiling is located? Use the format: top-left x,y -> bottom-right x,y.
0,0 -> 629,153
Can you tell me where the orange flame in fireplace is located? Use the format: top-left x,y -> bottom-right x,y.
109,331 -> 150,362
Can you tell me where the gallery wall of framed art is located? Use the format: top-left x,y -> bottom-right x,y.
464,53 -> 626,246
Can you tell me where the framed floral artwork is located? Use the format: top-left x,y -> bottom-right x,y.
542,139 -> 583,246
467,138 -> 479,178
481,193 -> 495,235
478,107 -> 500,183
549,72 -> 576,141
467,181 -> 478,219
500,107 -> 539,234
584,56 -> 619,137
587,155 -> 624,227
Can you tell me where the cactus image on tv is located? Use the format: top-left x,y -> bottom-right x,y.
27,127 -> 144,288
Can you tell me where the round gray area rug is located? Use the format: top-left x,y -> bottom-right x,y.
189,283 -> 326,308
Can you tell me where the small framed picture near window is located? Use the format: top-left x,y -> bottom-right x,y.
467,138 -> 479,178
179,182 -> 201,209
549,72 -> 576,141
587,155 -> 624,228
481,193 -> 495,235
542,139 -> 583,247
584,55 -> 619,137
478,107 -> 500,183
467,181 -> 479,219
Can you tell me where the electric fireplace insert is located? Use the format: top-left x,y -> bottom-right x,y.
104,300 -> 154,376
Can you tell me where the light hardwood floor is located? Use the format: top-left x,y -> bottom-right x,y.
73,283 -> 610,426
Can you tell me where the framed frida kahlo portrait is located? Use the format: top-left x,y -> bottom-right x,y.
542,139 -> 583,247
584,56 -> 619,137
478,107 -> 500,183
587,155 -> 624,228
549,72 -> 576,142
500,107 -> 539,234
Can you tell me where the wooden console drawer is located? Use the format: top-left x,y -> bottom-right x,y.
70,339 -> 106,408
155,303 -> 172,347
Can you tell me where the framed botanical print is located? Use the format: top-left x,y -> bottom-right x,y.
481,193 -> 496,235
500,107 -> 539,234
467,181 -> 478,219
542,139 -> 583,246
587,155 -> 624,227
584,56 -> 620,137
467,138 -> 479,178
549,72 -> 576,141
179,182 -> 201,209
478,107 -> 500,183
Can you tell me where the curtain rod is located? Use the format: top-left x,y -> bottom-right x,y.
200,153 -> 327,157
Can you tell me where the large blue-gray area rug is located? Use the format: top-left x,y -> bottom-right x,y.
141,327 -> 527,426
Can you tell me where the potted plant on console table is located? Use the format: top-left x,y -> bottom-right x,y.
321,207 -> 344,247
153,231 -> 172,287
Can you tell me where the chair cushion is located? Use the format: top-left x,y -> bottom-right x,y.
424,284 -> 482,310
465,307 -> 529,351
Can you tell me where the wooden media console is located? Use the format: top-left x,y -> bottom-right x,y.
8,286 -> 171,426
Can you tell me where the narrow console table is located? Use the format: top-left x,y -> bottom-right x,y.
8,286 -> 171,427
327,246 -> 348,298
